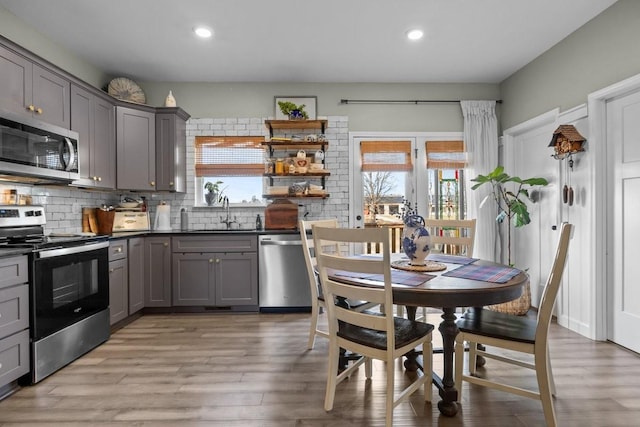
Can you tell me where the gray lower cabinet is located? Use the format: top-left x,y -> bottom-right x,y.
172,236 -> 258,308
128,237 -> 145,314
71,83 -> 116,189
108,240 -> 128,325
144,237 -> 172,307
0,255 -> 30,388
116,106 -> 156,191
0,44 -> 70,128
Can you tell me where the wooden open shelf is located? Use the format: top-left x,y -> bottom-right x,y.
264,119 -> 327,132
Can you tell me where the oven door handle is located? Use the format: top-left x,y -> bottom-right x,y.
35,240 -> 109,258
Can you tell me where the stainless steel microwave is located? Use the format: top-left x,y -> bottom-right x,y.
0,111 -> 79,184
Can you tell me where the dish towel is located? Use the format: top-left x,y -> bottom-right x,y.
442,264 -> 521,283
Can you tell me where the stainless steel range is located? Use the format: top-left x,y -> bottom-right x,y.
0,205 -> 110,383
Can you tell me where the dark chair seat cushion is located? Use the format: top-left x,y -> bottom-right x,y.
456,308 -> 537,344
338,317 -> 434,350
317,295 -> 371,311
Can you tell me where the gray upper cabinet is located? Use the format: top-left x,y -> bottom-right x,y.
71,84 -> 116,189
116,105 -> 156,191
155,108 -> 190,192
0,44 -> 70,128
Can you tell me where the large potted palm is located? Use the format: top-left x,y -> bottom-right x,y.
471,165 -> 548,314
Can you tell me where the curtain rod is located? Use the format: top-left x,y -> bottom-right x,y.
339,99 -> 503,105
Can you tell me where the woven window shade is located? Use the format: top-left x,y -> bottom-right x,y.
195,136 -> 265,176
426,140 -> 466,169
360,140 -> 412,172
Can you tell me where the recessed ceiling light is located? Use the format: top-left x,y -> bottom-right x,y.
194,26 -> 213,38
406,29 -> 424,41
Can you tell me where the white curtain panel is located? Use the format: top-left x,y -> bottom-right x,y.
461,100 -> 499,262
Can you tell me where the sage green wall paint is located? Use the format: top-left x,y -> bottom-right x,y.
500,0 -> 640,129
0,5 -> 110,89
138,82 -> 500,132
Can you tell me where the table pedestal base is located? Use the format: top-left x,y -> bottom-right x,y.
404,306 -> 460,416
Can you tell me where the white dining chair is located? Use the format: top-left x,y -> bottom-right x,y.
454,222 -> 573,427
398,218 -> 476,319
314,225 -> 434,427
299,219 -> 377,349
424,218 -> 476,257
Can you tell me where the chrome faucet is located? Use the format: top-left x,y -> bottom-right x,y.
220,196 -> 237,228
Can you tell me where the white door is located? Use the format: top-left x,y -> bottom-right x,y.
504,118 -> 559,304
351,136 -> 417,229
607,89 -> 640,353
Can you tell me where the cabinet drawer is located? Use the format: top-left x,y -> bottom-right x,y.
109,240 -> 128,261
0,256 -> 28,290
172,236 -> 257,253
0,329 -> 30,387
0,284 -> 29,339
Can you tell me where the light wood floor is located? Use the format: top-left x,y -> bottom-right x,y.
1,312 -> 639,426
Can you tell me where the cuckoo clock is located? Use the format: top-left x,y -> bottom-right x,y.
548,124 -> 586,160
549,125 -> 586,207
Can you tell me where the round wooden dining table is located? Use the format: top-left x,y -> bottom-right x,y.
330,254 -> 529,417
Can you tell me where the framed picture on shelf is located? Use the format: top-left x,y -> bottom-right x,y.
274,96 -> 317,120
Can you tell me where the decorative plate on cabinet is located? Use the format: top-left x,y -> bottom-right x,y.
108,77 -> 146,104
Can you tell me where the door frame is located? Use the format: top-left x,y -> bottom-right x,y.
349,131 -> 463,229
588,72 -> 640,341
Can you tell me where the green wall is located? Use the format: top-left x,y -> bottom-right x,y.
138,81 -> 500,132
500,0 -> 640,129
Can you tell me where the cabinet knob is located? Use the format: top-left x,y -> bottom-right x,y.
116,247 -> 122,253
109,268 -> 114,273
97,176 -> 102,182
36,107 -> 43,114
216,258 -> 220,264
92,176 -> 98,181
163,242 -> 169,247
150,181 -> 156,186
209,258 -> 214,263
28,105 -> 35,112
169,182 -> 174,186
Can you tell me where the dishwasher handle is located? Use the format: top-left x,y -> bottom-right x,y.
260,239 -> 303,246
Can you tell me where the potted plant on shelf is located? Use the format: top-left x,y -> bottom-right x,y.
204,180 -> 225,206
277,101 -> 309,120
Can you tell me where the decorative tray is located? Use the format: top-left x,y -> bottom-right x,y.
391,260 -> 447,272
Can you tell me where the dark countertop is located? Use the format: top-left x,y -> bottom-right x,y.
109,228 -> 300,240
0,247 -> 33,258
0,229 -> 302,257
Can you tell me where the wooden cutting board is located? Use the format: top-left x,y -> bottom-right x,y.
265,199 -> 298,230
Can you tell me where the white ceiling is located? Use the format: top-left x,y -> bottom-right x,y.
0,0 -> 617,84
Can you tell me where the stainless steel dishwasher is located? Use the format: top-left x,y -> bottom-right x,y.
259,234 -> 311,312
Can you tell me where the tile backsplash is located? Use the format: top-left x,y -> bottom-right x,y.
0,116 -> 350,233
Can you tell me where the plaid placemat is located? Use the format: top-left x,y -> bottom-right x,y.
426,253 -> 477,265
442,264 -> 521,283
331,269 -> 435,287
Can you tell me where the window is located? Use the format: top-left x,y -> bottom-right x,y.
195,136 -> 266,206
425,140 -> 467,219
360,140 -> 413,225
